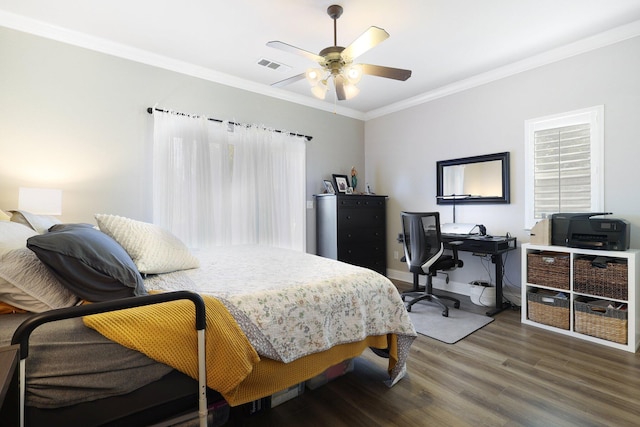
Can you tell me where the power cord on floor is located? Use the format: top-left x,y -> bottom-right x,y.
477,251 -> 520,310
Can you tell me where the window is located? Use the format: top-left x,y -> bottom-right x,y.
524,106 -> 604,229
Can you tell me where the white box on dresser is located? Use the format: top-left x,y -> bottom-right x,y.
521,243 -> 640,352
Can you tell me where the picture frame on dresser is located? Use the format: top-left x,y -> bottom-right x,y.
332,174 -> 350,193
323,180 -> 335,194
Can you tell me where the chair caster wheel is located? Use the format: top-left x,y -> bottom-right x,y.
445,276 -> 449,284
406,305 -> 412,312
441,310 -> 449,317
454,302 -> 461,309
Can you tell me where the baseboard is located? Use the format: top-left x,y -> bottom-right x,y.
386,268 -> 471,297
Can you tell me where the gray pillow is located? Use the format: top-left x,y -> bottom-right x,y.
27,223 -> 147,302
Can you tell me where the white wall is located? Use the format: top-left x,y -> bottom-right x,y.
0,26 -> 365,253
366,36 -> 640,302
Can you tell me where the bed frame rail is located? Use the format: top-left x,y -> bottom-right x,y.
11,291 -> 208,427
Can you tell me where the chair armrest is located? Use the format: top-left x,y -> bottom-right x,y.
445,240 -> 463,262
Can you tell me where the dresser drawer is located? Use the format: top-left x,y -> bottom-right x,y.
338,227 -> 385,244
339,244 -> 385,260
338,197 -> 385,208
338,208 -> 384,228
338,244 -> 386,273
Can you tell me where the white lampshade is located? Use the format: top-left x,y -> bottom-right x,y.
311,81 -> 328,99
18,187 -> 62,215
344,64 -> 363,85
343,83 -> 360,100
305,68 -> 325,86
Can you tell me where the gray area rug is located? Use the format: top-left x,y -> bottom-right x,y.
407,301 -> 494,344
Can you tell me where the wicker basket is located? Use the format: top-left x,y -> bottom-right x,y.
573,257 -> 628,299
574,299 -> 628,344
527,290 -> 570,330
527,252 -> 570,290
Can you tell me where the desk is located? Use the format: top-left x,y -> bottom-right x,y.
442,234 -> 517,316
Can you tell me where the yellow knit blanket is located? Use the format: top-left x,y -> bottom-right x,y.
83,294 -> 398,406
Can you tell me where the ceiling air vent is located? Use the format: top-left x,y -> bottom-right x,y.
257,58 -> 291,72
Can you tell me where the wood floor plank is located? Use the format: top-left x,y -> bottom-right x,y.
228,283 -> 640,426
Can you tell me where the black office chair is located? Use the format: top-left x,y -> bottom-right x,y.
400,212 -> 463,317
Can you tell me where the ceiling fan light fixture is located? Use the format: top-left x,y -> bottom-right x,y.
344,64 -> 363,85
342,83 -> 360,100
305,68 -> 325,86
311,81 -> 328,99
267,4 -> 411,102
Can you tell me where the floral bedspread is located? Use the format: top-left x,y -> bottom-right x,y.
144,246 -> 416,369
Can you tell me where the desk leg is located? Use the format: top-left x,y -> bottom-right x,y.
486,254 -> 510,316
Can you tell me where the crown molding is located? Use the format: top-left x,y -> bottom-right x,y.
365,19 -> 640,121
2,10 -> 638,123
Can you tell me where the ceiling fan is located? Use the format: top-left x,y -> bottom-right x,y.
267,4 -> 412,101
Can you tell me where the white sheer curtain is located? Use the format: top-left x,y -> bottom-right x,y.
229,126 -> 306,250
153,111 -> 306,251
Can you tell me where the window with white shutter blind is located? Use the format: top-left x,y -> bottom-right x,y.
525,106 -> 604,229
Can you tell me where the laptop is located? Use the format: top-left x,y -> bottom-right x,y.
441,223 -> 478,235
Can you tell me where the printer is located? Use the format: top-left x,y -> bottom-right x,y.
551,212 -> 630,250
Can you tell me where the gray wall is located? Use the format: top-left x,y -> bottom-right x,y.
366,35 -> 640,299
0,26 -> 365,253
3,25 -> 639,298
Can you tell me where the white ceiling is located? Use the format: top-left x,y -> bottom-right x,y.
2,0 -> 640,119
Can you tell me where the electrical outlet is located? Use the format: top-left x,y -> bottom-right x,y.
306,200 -> 313,209
394,251 -> 399,260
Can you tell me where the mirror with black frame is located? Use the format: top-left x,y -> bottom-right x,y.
436,152 -> 510,204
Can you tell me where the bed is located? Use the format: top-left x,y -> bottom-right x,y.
0,212 -> 416,426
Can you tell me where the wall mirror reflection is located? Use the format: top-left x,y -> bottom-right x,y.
437,152 -> 510,204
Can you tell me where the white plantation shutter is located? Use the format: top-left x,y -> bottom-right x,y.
525,106 -> 604,229
533,124 -> 591,216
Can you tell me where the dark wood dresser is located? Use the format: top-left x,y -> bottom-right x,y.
315,194 -> 387,275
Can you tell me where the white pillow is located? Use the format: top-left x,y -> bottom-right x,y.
9,210 -> 61,233
95,214 -> 200,274
0,248 -> 80,312
1,220 -> 38,258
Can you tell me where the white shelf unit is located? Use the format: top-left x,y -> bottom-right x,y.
521,243 -> 640,352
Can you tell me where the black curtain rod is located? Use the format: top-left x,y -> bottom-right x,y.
147,107 -> 312,141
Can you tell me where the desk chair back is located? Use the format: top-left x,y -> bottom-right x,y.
401,212 -> 444,275
400,211 -> 462,316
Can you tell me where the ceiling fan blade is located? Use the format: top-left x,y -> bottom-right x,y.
361,64 -> 412,81
271,73 -> 306,87
266,41 -> 324,63
334,75 -> 346,101
341,26 -> 389,61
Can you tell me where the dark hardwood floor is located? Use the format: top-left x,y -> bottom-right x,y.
228,281 -> 640,427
